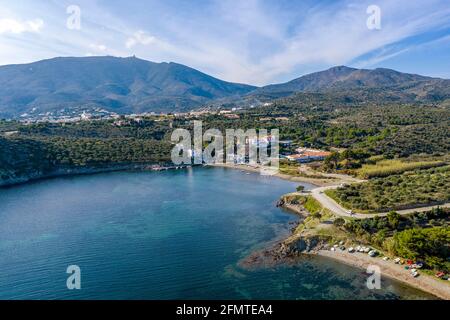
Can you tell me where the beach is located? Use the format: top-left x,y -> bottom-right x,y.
318,250 -> 450,300
2,161 -> 448,299
210,162 -> 357,187
215,163 -> 450,300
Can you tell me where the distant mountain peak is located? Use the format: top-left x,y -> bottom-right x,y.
0,56 -> 448,119
327,65 -> 357,72
0,56 -> 256,117
251,65 -> 450,103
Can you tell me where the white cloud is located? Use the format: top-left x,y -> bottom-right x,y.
89,43 -> 108,52
85,44 -> 108,56
0,18 -> 43,34
126,31 -> 158,49
115,0 -> 450,84
355,34 -> 450,69
0,0 -> 449,84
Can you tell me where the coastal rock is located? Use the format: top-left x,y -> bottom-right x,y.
0,163 -> 189,188
276,199 -> 285,207
240,234 -> 330,270
283,235 -> 327,255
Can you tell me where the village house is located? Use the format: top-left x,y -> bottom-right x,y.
286,148 -> 331,163
224,113 -> 240,119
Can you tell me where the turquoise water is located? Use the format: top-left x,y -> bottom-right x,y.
0,167 -> 434,299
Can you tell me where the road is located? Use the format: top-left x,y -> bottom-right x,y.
310,185 -> 450,219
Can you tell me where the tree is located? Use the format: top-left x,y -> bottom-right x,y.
387,211 -> 400,229
323,152 -> 340,171
393,227 -> 449,270
311,211 -> 322,220
296,185 -> 305,192
333,217 -> 346,228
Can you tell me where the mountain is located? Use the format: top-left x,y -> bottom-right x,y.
251,66 -> 450,103
0,57 -> 449,118
0,56 -> 256,117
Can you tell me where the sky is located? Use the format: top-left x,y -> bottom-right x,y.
0,0 -> 449,86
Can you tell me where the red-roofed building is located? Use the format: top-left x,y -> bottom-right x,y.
286,148 -> 332,163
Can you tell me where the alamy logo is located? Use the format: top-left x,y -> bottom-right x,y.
366,265 -> 381,289
367,5 -> 381,30
66,5 -> 81,30
171,121 -> 279,175
66,265 -> 81,290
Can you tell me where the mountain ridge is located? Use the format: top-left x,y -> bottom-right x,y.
0,56 -> 449,118
254,65 -> 447,95
0,56 -> 256,117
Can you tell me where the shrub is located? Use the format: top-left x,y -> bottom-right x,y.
333,218 -> 346,227
356,159 -> 446,179
393,227 -> 450,270
387,211 -> 400,229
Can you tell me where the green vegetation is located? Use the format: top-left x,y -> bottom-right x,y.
286,195 -> 335,234
4,101 -> 446,183
393,227 -> 449,271
344,207 -> 449,271
197,102 -> 449,161
0,120 -> 173,182
303,196 -> 323,216
279,160 -> 335,180
328,166 -> 450,212
355,159 -> 447,179
333,217 -> 346,227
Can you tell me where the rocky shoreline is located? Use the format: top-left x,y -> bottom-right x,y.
0,163 -> 192,188
239,235 -> 329,270
241,196 -> 331,269
242,191 -> 450,300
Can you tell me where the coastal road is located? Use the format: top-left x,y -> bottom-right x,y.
214,162 -> 450,219
310,186 -> 450,219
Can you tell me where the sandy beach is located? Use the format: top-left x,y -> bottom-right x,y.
210,163 -> 348,187
214,163 -> 450,300
318,250 -> 450,300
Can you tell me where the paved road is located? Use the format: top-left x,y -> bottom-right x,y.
310,185 -> 450,219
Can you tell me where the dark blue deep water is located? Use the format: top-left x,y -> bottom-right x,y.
0,167 -> 434,299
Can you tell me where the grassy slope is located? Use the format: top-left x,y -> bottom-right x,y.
329,166 -> 450,213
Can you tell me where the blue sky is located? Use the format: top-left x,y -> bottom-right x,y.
0,0 -> 449,85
